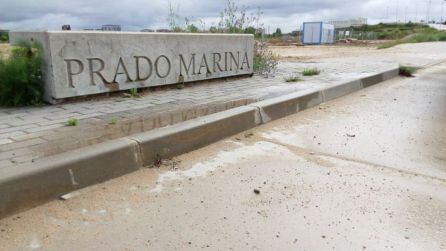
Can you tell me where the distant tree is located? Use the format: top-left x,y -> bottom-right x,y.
0,33 -> 8,42
244,26 -> 256,35
186,24 -> 199,33
209,26 -> 218,33
172,27 -> 184,32
272,28 -> 282,37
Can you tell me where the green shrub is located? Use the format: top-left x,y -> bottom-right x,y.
438,33 -> 446,41
302,68 -> 320,76
0,34 -> 8,42
399,65 -> 416,77
129,88 -> 139,97
66,118 -> 78,126
0,31 -> 8,42
0,42 -> 43,106
284,75 -> 301,82
108,118 -> 118,125
253,54 -> 264,73
254,41 -> 278,76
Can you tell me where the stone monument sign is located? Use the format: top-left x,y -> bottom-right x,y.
9,31 -> 254,104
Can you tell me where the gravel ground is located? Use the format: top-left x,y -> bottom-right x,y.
270,42 -> 446,67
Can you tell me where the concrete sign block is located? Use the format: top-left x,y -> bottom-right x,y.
9,31 -> 254,104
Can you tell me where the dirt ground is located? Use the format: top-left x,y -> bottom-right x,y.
270,42 -> 446,69
270,44 -> 378,60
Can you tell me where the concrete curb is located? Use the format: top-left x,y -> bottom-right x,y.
0,67 -> 399,218
129,106 -> 261,167
0,138 -> 141,217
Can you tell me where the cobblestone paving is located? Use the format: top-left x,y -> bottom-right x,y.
0,43 -> 444,169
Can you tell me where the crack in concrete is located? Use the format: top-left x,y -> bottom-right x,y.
126,137 -> 144,168
260,137 -> 446,186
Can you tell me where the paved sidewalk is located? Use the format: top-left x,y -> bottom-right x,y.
0,42 -> 445,169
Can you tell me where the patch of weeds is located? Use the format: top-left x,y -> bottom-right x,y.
254,41 -> 278,77
0,41 -> 43,107
129,88 -> 140,97
399,65 -> 416,77
377,41 -> 400,49
66,118 -> 78,126
176,83 -> 185,89
284,75 -> 301,82
108,118 -> 118,125
302,68 -> 320,76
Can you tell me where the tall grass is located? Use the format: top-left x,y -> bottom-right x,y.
0,42 -> 44,106
399,65 -> 417,77
353,23 -> 433,40
378,30 -> 446,49
302,68 -> 320,76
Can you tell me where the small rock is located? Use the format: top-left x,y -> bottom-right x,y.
346,133 -> 356,137
244,132 -> 254,138
59,191 -> 81,200
253,189 -> 261,194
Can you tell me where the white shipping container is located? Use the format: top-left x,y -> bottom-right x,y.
302,22 -> 335,44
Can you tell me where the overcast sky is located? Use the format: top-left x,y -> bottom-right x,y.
0,0 -> 444,33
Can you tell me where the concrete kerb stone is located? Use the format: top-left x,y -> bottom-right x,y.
0,138 -> 141,218
249,67 -> 399,122
0,67 -> 399,218
129,106 -> 261,167
248,89 -> 325,122
322,80 -> 362,102
361,68 -> 399,88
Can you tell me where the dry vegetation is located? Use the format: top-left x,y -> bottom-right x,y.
0,43 -> 11,59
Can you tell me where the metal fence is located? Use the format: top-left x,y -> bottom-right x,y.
335,29 -> 378,40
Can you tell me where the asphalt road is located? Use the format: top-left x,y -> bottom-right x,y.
1,63 -> 445,250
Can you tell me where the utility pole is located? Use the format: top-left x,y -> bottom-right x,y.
441,0 -> 446,24
426,0 -> 432,23
415,1 -> 418,22
405,6 -> 408,23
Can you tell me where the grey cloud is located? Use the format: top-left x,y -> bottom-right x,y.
0,0 -> 444,32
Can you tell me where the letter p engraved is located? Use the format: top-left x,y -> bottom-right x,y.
64,59 -> 84,88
